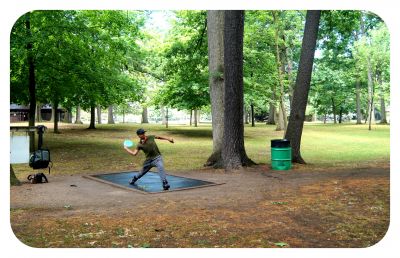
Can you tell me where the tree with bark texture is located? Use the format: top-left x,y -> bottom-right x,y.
205,10 -> 225,167
285,10 -> 321,164
222,10 -> 255,170
108,105 -> 115,124
26,12 -> 36,151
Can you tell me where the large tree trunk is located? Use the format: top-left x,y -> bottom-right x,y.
26,12 -> 36,152
75,105 -> 83,124
276,107 -> 285,131
97,105 -> 102,124
88,105 -> 96,129
108,105 -> 115,124
141,106 -> 149,123
267,102 -> 276,124
222,10 -> 254,170
205,10 -> 225,167
53,100 -> 60,133
284,10 -> 321,164
356,80 -> 363,124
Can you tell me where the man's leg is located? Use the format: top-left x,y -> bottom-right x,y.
152,156 -> 170,190
129,161 -> 152,184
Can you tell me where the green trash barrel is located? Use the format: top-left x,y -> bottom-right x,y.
271,139 -> 292,170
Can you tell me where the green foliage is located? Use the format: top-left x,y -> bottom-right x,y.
155,11 -> 209,111
311,11 -> 389,119
10,11 -> 146,112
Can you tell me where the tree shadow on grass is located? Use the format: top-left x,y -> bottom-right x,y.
167,128 -> 213,139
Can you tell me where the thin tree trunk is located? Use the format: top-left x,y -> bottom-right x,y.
205,10 -> 225,167
122,110 -> 125,123
339,107 -> 343,124
97,105 -> 102,124
361,12 -> 375,130
26,12 -> 36,152
222,10 -> 255,170
50,102 -> 55,122
53,100 -> 60,133
244,105 -> 249,124
194,109 -> 198,127
75,105 -> 83,124
284,10 -> 321,164
332,97 -> 337,124
273,11 -> 288,134
380,96 -> 387,124
197,110 -> 201,125
108,105 -> 115,124
354,28 -> 363,125
356,80 -> 363,124
141,106 -> 149,123
367,61 -> 375,130
189,110 -> 193,126
35,103 -> 42,122
285,42 -> 295,106
251,104 -> 255,127
324,113 -> 327,124
161,106 -> 167,125
68,108 -> 73,123
166,107 -> 169,128
88,105 -> 96,129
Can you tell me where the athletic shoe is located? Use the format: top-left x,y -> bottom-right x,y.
162,180 -> 170,190
129,176 -> 138,185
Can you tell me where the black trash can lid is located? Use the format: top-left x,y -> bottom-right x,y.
271,139 -> 290,148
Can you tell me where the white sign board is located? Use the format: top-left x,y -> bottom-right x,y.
10,134 -> 30,164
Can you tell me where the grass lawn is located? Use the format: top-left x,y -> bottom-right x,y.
11,121 -> 390,177
10,122 -> 390,248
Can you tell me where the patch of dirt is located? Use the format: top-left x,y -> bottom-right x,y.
10,165 -> 389,248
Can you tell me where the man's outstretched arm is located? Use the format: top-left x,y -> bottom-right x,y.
155,136 -> 174,143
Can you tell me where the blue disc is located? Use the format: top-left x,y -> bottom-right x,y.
123,139 -> 134,147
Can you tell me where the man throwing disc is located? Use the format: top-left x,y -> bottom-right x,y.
124,128 -> 174,190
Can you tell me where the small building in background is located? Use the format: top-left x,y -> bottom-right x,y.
10,104 -> 65,122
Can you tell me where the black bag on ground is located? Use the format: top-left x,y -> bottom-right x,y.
27,173 -> 48,184
29,149 -> 52,172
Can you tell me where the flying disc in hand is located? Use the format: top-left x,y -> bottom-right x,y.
123,139 -> 134,148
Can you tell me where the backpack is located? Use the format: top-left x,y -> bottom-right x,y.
29,149 -> 52,174
27,173 -> 48,184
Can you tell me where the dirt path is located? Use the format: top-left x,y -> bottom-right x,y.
10,166 -> 388,214
10,166 -> 389,248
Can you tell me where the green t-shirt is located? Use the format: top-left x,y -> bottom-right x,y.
137,135 -> 161,162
